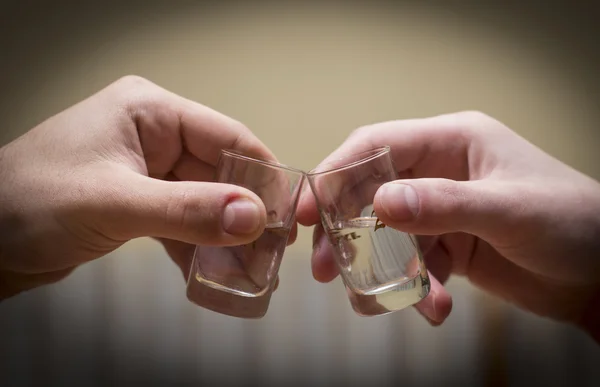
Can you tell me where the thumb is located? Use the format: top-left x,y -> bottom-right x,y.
103,174 -> 267,246
373,178 -> 519,241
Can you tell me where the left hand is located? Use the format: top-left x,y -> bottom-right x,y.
0,75 -> 293,300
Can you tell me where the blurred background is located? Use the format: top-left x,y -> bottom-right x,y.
1,0 -> 599,386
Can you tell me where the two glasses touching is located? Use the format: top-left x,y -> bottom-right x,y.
186,147 -> 430,318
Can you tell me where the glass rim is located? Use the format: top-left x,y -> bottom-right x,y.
220,149 -> 306,176
306,145 -> 391,177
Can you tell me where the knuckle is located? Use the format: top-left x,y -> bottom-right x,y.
457,111 -> 514,143
230,118 -> 250,134
115,74 -> 153,90
456,110 -> 491,123
350,124 -> 371,138
228,120 -> 253,147
437,110 -> 496,142
165,187 -> 214,235
110,76 -> 173,127
113,75 -> 161,108
439,179 -> 468,213
346,124 -> 375,144
457,110 -> 498,133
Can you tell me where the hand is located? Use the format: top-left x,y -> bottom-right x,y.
297,111 -> 600,341
0,75 -> 293,300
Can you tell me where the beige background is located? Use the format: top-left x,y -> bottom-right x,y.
1,1 -> 599,386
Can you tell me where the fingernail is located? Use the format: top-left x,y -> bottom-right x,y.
223,199 -> 261,235
379,183 -> 419,221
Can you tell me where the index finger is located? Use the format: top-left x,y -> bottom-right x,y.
296,112 -> 473,226
119,76 -> 277,169
172,95 -> 277,166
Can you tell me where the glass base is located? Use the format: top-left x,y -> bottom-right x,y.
345,271 -> 431,317
186,277 -> 273,319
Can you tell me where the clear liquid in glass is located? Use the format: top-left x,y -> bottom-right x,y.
186,223 -> 290,318
328,205 -> 430,316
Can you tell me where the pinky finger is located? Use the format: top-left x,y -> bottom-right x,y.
414,272 -> 453,326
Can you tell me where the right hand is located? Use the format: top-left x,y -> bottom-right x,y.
297,111 -> 600,342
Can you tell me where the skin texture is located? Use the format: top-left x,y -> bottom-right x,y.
0,75 -> 293,300
0,78 -> 597,343
297,111 -> 600,342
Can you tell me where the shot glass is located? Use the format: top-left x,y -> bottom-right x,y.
186,149 -> 305,318
307,146 -> 430,316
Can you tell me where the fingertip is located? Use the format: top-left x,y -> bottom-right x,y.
296,190 -> 320,226
286,223 -> 298,246
374,182 -> 420,224
221,189 -> 268,241
311,235 -> 339,283
222,198 -> 262,234
432,288 -> 453,323
297,213 -> 320,227
414,272 -> 453,324
202,184 -> 266,246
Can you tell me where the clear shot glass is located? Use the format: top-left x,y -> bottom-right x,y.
306,146 -> 430,316
186,149 -> 305,318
